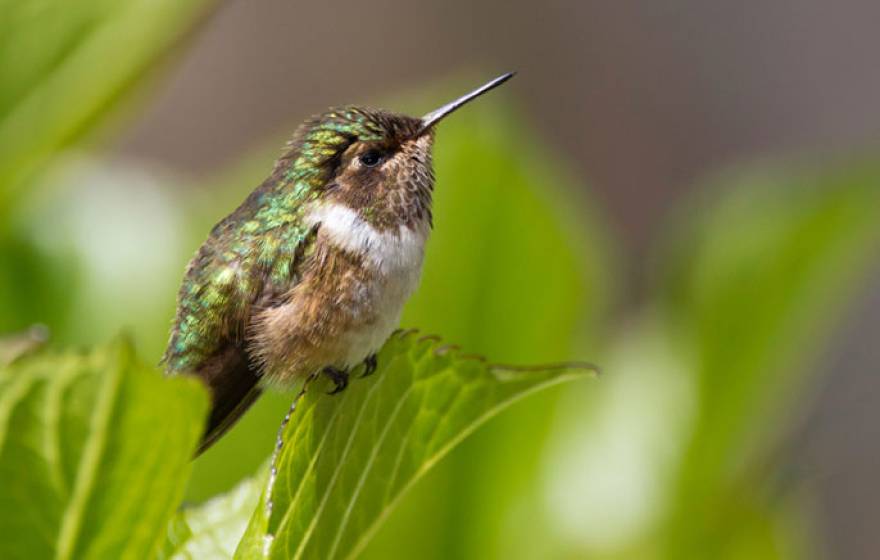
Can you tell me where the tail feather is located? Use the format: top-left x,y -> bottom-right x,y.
193,345 -> 263,456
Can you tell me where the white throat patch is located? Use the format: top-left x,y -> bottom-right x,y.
304,202 -> 427,274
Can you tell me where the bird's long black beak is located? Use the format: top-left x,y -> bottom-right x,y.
418,72 -> 516,136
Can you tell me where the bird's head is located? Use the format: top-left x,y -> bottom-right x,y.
276,73 -> 515,230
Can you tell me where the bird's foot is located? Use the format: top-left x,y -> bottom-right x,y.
322,366 -> 349,395
360,353 -> 378,378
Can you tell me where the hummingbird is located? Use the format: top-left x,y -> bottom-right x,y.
164,73 -> 515,454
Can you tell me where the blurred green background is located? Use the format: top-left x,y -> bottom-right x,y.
2,1 -> 879,558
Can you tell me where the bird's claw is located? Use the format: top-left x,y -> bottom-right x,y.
322,366 -> 349,395
361,354 -> 378,378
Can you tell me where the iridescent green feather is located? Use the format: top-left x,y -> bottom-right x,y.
163,108 -> 385,373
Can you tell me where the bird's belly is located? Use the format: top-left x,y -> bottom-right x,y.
334,264 -> 421,367
252,214 -> 427,386
311,208 -> 428,368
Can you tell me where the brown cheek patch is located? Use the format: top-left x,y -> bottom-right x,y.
331,166 -> 381,210
322,136 -> 434,231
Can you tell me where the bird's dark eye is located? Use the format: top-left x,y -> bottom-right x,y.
359,150 -> 383,167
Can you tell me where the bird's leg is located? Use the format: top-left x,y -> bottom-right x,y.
360,353 -> 378,378
322,366 -> 349,395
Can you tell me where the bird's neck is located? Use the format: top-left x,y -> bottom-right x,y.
305,202 -> 429,275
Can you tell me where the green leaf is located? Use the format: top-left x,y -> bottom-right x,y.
161,471 -> 266,560
234,331 -> 594,560
0,336 -> 208,560
0,0 -> 213,217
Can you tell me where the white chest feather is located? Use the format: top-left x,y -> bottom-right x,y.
304,202 -> 427,365
305,202 -> 427,275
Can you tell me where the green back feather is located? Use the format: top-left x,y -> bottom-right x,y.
164,107 -> 386,373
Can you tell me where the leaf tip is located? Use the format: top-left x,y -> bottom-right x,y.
488,360 -> 600,382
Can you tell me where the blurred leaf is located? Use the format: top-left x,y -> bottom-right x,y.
0,228 -> 80,335
0,325 -> 49,366
161,471 -> 266,560
13,158 -> 195,354
0,336 -> 208,559
535,318 -> 696,558
655,163 -> 880,556
404,99 -> 609,361
234,331 -> 594,560
0,0 -> 213,217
